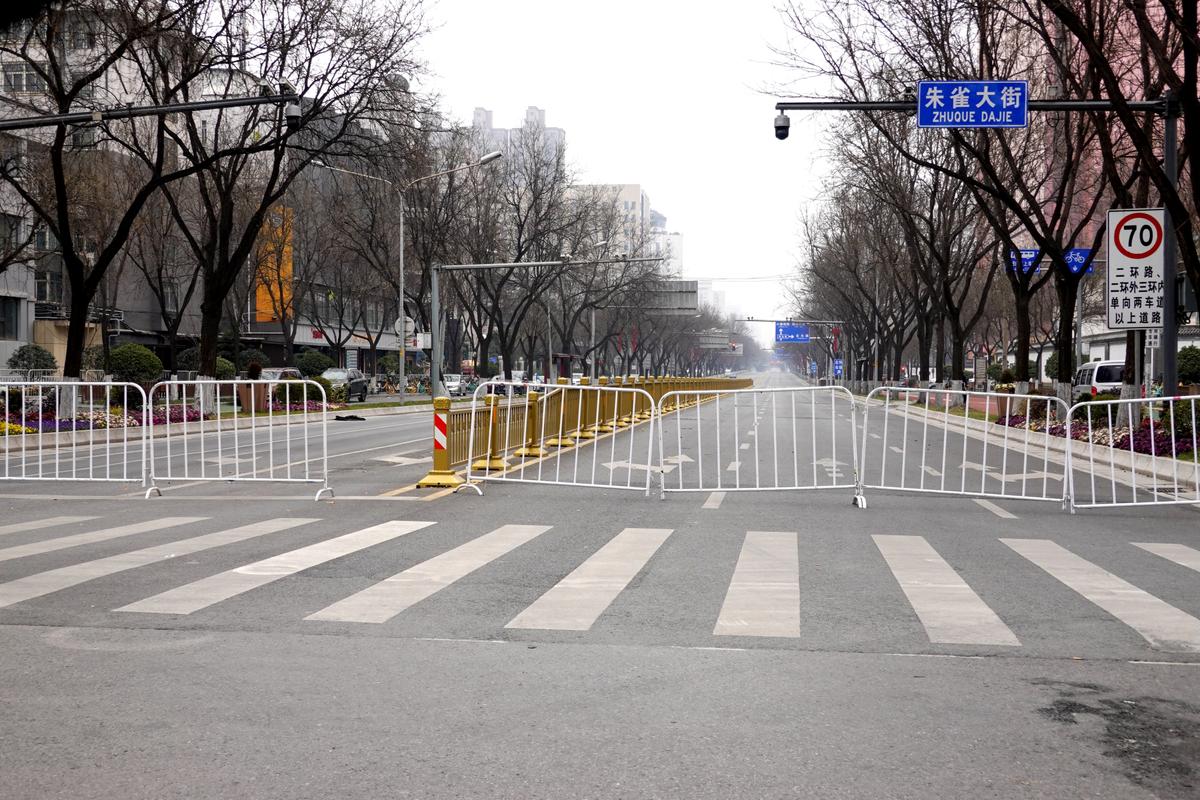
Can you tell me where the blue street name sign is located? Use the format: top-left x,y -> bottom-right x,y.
809,362 -> 818,376
1007,248 -> 1094,274
917,80 -> 1028,129
775,321 -> 810,343
833,359 -> 844,377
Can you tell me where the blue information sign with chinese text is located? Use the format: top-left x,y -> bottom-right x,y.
1007,248 -> 1093,274
918,81 -> 1028,129
774,322 -> 810,343
833,359 -> 844,377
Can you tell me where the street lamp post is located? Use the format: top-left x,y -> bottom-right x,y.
312,150 -> 501,393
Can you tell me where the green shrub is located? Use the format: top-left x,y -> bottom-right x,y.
999,368 -> 1015,384
6,344 -> 57,373
176,347 -> 199,371
1045,352 -> 1078,380
294,349 -> 334,377
213,357 -> 236,380
238,348 -> 271,370
1178,346 -> 1200,386
378,354 -> 400,374
311,376 -> 335,402
81,345 -> 106,373
108,344 -> 163,384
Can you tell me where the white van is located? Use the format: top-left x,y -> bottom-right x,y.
1072,360 -> 1125,402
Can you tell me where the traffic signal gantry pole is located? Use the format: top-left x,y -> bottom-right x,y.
772,95 -> 1182,394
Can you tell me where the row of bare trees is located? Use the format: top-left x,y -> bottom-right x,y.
1,0 -> 729,379
778,0 -> 1199,396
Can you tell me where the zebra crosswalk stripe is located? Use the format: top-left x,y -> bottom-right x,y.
117,520 -> 435,615
0,516 -> 98,537
1003,538 -> 1200,653
307,524 -> 552,624
0,518 -> 318,609
507,527 -> 673,631
873,535 -> 1019,646
714,531 -> 800,638
0,517 -> 208,563
1134,543 -> 1200,575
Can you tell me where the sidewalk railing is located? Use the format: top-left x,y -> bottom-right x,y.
143,379 -> 333,501
657,385 -> 864,504
1066,394 -> 1200,510
1,380 -> 147,483
859,387 -> 1070,504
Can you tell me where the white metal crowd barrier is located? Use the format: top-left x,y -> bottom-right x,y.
859,387 -> 1070,504
462,380 -> 658,496
144,379 -> 333,500
1066,394 -> 1200,511
1,380 -> 147,483
657,385 -> 865,505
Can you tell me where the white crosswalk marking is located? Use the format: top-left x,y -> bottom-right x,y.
0,517 -> 207,563
1003,538 -> 1200,652
507,527 -> 672,631
0,518 -> 317,609
307,524 -> 552,624
0,516 -> 97,537
1134,543 -> 1200,575
117,520 -> 434,615
873,535 -> 1019,646
714,531 -> 800,638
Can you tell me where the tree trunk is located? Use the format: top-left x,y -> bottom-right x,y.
935,316 -> 946,383
62,290 -> 91,378
198,292 -> 224,377
1014,293 -> 1032,383
917,315 -> 931,382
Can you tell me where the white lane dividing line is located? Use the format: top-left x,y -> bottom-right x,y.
702,491 -> 726,510
714,531 -> 800,638
118,520 -> 435,615
0,517 -> 207,564
1134,543 -> 1200,575
725,461 -> 741,472
1002,539 -> 1200,653
306,524 -> 552,624
873,535 -> 1020,646
739,443 -> 750,451
869,433 -> 882,440
0,516 -> 97,537
974,499 -> 1017,519
0,518 -> 318,610
506,527 -> 673,631
889,446 -> 903,454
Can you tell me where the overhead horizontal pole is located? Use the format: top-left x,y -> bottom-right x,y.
774,98 -> 1164,114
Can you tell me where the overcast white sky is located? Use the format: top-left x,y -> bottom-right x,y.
419,0 -> 830,343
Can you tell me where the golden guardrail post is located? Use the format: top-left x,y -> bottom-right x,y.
637,376 -> 655,420
592,376 -> 615,433
470,394 -> 509,471
546,377 -> 577,447
417,396 -> 465,488
615,376 -> 632,427
575,377 -> 598,439
514,390 -> 547,457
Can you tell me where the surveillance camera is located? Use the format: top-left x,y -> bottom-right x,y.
278,80 -> 296,97
258,79 -> 272,97
774,112 -> 790,140
284,101 -> 301,132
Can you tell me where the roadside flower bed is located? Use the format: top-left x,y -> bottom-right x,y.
269,400 -> 345,413
996,413 -> 1195,457
0,421 -> 34,436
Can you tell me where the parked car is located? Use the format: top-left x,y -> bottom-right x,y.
1072,360 -> 1125,402
443,374 -> 467,396
321,367 -> 368,402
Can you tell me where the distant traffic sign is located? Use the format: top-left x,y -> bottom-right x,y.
1106,208 -> 1166,329
833,359 -> 844,378
917,80 -> 1028,129
809,362 -> 818,376
775,322 -> 809,343
1008,247 -> 1094,274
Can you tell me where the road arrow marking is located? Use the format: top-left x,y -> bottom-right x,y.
726,461 -> 741,471
604,461 -> 677,475
373,455 -> 433,466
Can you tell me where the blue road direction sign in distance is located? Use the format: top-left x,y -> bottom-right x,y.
833,359 -> 844,377
775,321 -> 810,343
1008,247 -> 1094,274
809,362 -> 818,376
918,81 -> 1028,129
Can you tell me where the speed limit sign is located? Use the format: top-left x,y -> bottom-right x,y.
1106,208 -> 1166,330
